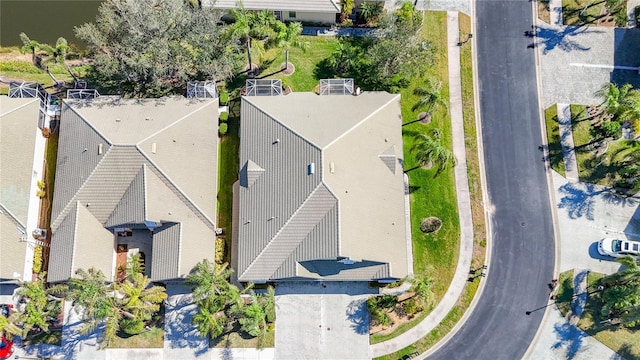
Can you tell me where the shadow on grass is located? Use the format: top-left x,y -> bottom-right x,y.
561,1 -> 607,26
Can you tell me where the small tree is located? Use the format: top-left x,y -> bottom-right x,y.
407,129 -> 457,177
117,273 -> 167,335
19,33 -> 41,66
340,0 -> 355,23
404,79 -> 447,125
359,2 -> 383,26
16,272 -> 67,337
272,21 -> 309,73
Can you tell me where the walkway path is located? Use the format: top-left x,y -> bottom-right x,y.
370,10 -> 476,357
549,0 -> 563,26
557,103 -> 580,181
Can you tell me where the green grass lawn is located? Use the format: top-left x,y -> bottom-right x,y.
217,98 -> 240,265
555,270 -> 574,315
373,11 -> 484,355
545,105 -> 566,176
250,37 -> 340,92
0,55 -> 76,88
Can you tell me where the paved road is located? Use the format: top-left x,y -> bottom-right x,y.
427,1 -> 556,359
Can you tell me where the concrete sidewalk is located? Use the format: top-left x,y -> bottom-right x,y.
370,10 -> 477,358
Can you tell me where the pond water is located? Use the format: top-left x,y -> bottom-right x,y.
0,0 -> 102,48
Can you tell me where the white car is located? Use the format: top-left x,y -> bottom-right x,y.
597,238 -> 640,258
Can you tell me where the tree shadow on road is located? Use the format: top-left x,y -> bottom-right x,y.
533,25 -> 603,54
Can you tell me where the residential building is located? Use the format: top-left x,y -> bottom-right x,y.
0,97 -> 43,288
234,89 -> 411,283
207,0 -> 341,24
48,96 -> 219,283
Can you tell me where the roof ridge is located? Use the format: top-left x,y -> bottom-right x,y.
51,146 -> 116,229
0,98 -> 38,117
240,183 -> 337,280
322,93 -> 400,150
136,99 -> 215,146
63,99 -> 113,146
0,203 -> 25,228
137,148 -> 216,230
243,97 -> 322,151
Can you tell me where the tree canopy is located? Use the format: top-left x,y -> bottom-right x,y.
75,0 -> 242,96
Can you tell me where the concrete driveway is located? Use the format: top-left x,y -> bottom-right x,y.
552,172 -> 640,275
274,282 -> 376,360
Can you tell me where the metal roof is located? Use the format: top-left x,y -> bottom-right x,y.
0,97 -> 39,281
237,92 -> 409,282
151,222 -> 181,280
208,0 -> 340,13
49,96 -> 218,282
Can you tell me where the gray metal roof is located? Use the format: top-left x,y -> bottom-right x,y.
208,0 -> 340,13
49,96 -> 218,282
0,97 -> 39,281
151,222 -> 181,280
238,92 -> 408,282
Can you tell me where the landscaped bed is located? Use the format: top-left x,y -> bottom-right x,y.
561,0 -> 626,27
556,270 -> 640,358
570,104 -> 640,188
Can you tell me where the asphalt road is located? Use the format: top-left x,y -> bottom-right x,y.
427,2 -> 556,359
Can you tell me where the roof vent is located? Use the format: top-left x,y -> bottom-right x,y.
145,117 -> 150,121
273,138 -> 280,144
308,162 -> 315,175
98,143 -> 103,155
115,118 -> 121,122
330,162 -> 335,173
151,142 -> 157,154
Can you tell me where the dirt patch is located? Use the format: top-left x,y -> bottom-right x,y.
538,1 -> 551,24
597,7 -> 617,27
370,306 -> 422,336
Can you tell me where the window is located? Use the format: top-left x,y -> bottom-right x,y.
288,11 -> 296,18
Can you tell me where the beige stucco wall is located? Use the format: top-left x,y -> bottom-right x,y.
282,11 -> 336,24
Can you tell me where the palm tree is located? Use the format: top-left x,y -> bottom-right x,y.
125,253 -> 145,279
16,272 -> 67,337
66,268 -> 120,346
191,297 -> 228,339
595,82 -> 634,117
408,275 -> 435,310
186,260 -> 238,303
228,6 -> 277,76
0,313 -> 22,338
407,129 -> 457,177
340,0 -> 355,23
359,2 -> 383,25
117,273 -> 167,334
19,32 -> 41,66
272,21 -> 309,74
600,256 -> 640,325
405,79 -> 447,125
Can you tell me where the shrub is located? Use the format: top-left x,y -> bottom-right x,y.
36,189 -> 46,198
219,123 -> 228,136
37,180 -> 45,190
402,299 -> 420,316
33,246 -> 43,274
219,112 -> 228,122
420,217 -> 442,233
219,92 -> 229,105
215,238 -> 225,264
120,319 -> 145,335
